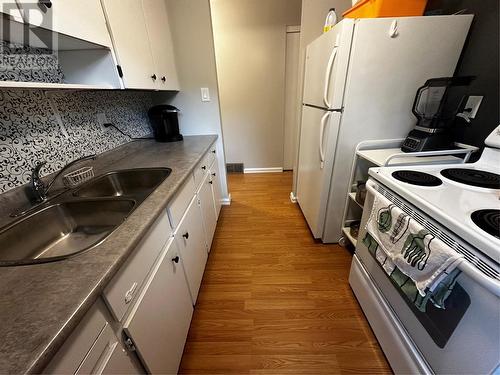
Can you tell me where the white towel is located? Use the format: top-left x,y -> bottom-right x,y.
366,192 -> 464,296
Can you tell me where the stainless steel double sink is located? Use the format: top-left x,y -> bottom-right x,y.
0,168 -> 171,266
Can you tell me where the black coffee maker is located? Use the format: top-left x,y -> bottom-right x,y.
148,105 -> 183,142
401,76 -> 475,152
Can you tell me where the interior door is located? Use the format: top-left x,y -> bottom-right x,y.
297,106 -> 341,238
16,0 -> 112,47
141,0 -> 179,90
101,0 -> 156,89
123,238 -> 193,374
302,19 -> 354,109
283,27 -> 300,170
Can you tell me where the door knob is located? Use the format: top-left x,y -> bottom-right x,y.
172,256 -> 180,263
182,232 -> 189,239
151,74 -> 157,80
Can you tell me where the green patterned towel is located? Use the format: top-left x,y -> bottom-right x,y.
363,233 -> 461,312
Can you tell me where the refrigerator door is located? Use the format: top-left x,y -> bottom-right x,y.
302,19 -> 354,109
321,15 -> 474,243
297,106 -> 341,238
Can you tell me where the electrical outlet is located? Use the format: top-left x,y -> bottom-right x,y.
96,113 -> 108,130
463,96 -> 483,119
201,87 -> 211,102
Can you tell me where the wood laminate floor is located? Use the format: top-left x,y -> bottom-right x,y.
179,172 -> 391,374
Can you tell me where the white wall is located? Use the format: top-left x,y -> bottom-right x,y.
291,0 -> 352,193
210,0 -> 302,170
155,0 -> 229,200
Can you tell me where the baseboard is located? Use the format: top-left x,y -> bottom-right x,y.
220,193 -> 231,205
289,192 -> 297,203
243,167 -> 283,174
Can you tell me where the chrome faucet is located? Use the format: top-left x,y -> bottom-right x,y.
31,154 -> 97,203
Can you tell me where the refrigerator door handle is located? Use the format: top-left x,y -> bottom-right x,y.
323,46 -> 338,109
319,111 -> 330,169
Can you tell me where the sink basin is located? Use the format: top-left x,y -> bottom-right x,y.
0,199 -> 135,266
74,168 -> 171,198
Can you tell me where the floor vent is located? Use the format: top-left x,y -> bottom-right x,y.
226,163 -> 244,173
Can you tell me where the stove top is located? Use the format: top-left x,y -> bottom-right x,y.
392,170 -> 442,186
441,168 -> 500,189
368,146 -> 500,262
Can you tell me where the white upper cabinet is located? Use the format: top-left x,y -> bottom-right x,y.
0,0 -> 23,22
142,0 -> 179,90
15,0 -> 112,47
101,0 -> 156,90
101,0 -> 179,91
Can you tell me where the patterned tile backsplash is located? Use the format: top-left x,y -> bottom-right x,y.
0,89 -> 153,194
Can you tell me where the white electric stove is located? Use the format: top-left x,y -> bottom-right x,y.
349,126 -> 500,375
368,126 -> 500,262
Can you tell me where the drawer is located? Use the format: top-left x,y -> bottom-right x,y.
193,149 -> 216,188
167,175 -> 196,228
44,300 -> 108,374
75,324 -> 115,374
103,212 -> 172,322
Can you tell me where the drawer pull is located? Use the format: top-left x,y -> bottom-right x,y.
172,256 -> 180,264
124,282 -> 138,304
201,165 -> 207,170
211,150 -> 216,154
212,172 -> 216,177
209,181 -> 213,185
182,232 -> 189,240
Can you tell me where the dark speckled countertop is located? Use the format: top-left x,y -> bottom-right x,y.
0,135 -> 217,374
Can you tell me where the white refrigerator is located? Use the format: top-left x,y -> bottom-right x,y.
296,15 -> 473,242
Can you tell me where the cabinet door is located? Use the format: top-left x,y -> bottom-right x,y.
101,0 -> 156,89
16,0 -> 112,47
209,160 -> 222,218
198,173 -> 217,251
94,342 -> 143,375
0,0 -> 23,22
175,197 -> 208,303
123,238 -> 193,374
142,0 -> 179,91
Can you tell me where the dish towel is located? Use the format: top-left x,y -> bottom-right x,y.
366,191 -> 464,297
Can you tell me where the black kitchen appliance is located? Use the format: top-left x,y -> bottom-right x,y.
401,76 -> 475,152
147,105 -> 183,142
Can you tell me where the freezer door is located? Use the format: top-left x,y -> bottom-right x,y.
302,19 -> 354,109
297,106 -> 341,238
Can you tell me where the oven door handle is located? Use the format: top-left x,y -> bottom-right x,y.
365,179 -> 500,298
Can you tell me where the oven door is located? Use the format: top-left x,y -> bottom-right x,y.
355,179 -> 500,375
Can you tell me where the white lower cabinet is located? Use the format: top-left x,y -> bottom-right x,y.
175,196 -> 208,304
197,173 -> 217,251
209,160 -> 222,219
45,299 -> 143,375
123,238 -> 193,374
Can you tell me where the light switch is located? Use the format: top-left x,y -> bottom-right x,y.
201,88 -> 210,102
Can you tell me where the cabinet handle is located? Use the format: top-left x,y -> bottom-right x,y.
38,0 -> 52,8
161,76 -> 166,82
201,165 -> 207,170
211,150 -> 216,154
212,172 -> 216,177
124,282 -> 138,304
172,256 -> 180,264
151,74 -> 157,80
182,232 -> 189,239
209,181 -> 213,185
